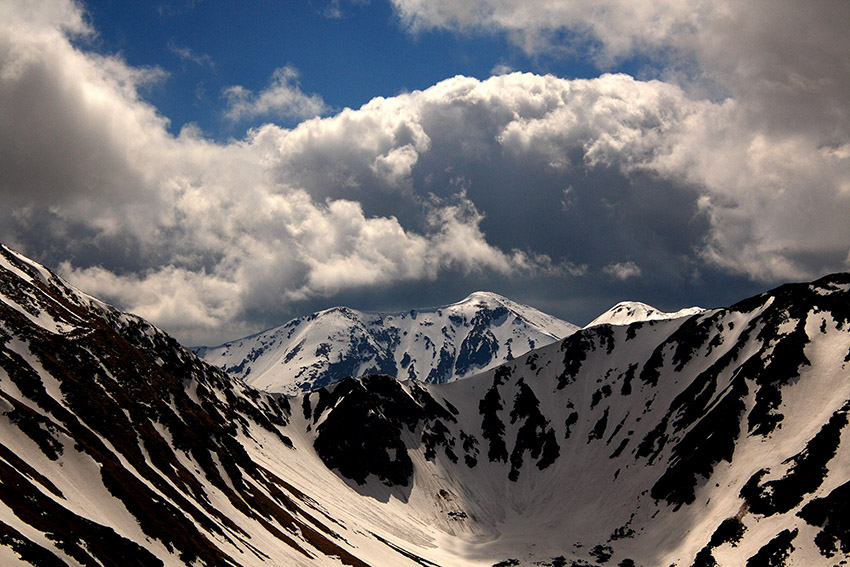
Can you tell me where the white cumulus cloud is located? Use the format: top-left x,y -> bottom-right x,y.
1,0 -> 847,344
604,261 -> 642,281
223,65 -> 329,123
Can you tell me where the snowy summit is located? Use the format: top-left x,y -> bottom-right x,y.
585,301 -> 705,328
196,291 -> 578,394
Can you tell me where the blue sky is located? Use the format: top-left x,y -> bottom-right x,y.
81,0 -> 615,136
1,0 -> 848,345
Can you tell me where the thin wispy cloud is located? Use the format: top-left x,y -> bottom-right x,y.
157,0 -> 204,17
168,41 -> 215,68
318,0 -> 371,20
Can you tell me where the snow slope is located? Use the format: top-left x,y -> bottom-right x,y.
196,291 -> 579,394
2,243 -> 849,566
585,300 -> 705,328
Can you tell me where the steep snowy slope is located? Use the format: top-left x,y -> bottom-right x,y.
196,291 -> 578,394
299,277 -> 850,566
0,244 -> 421,567
2,243 -> 849,566
585,300 -> 705,328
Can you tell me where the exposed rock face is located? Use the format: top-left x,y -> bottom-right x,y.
1,243 -> 849,566
195,291 -> 579,394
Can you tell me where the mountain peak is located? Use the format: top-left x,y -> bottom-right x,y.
585,300 -> 705,328
197,292 -> 579,393
456,290 -> 508,304
316,305 -> 359,318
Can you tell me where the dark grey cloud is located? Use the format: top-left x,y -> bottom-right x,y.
0,38 -> 163,208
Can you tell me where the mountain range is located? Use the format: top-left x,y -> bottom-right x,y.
195,293 -> 701,396
195,292 -> 578,394
1,242 -> 849,566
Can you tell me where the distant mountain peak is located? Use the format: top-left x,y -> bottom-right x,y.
455,290 -> 508,304
196,291 -> 579,394
585,300 -> 705,328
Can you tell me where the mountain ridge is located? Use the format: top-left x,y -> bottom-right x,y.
1,243 -> 849,566
195,290 -> 579,394
585,300 -> 705,328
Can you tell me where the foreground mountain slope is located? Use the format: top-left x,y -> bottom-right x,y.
1,243 -> 849,566
195,292 -> 578,394
0,244 -> 450,567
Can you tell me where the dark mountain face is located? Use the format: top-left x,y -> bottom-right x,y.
1,244 -> 849,566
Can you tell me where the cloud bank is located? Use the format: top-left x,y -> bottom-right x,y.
1,0 -> 847,345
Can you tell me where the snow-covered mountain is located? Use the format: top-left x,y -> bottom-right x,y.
2,243 -> 849,566
195,291 -> 579,394
585,300 -> 705,328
